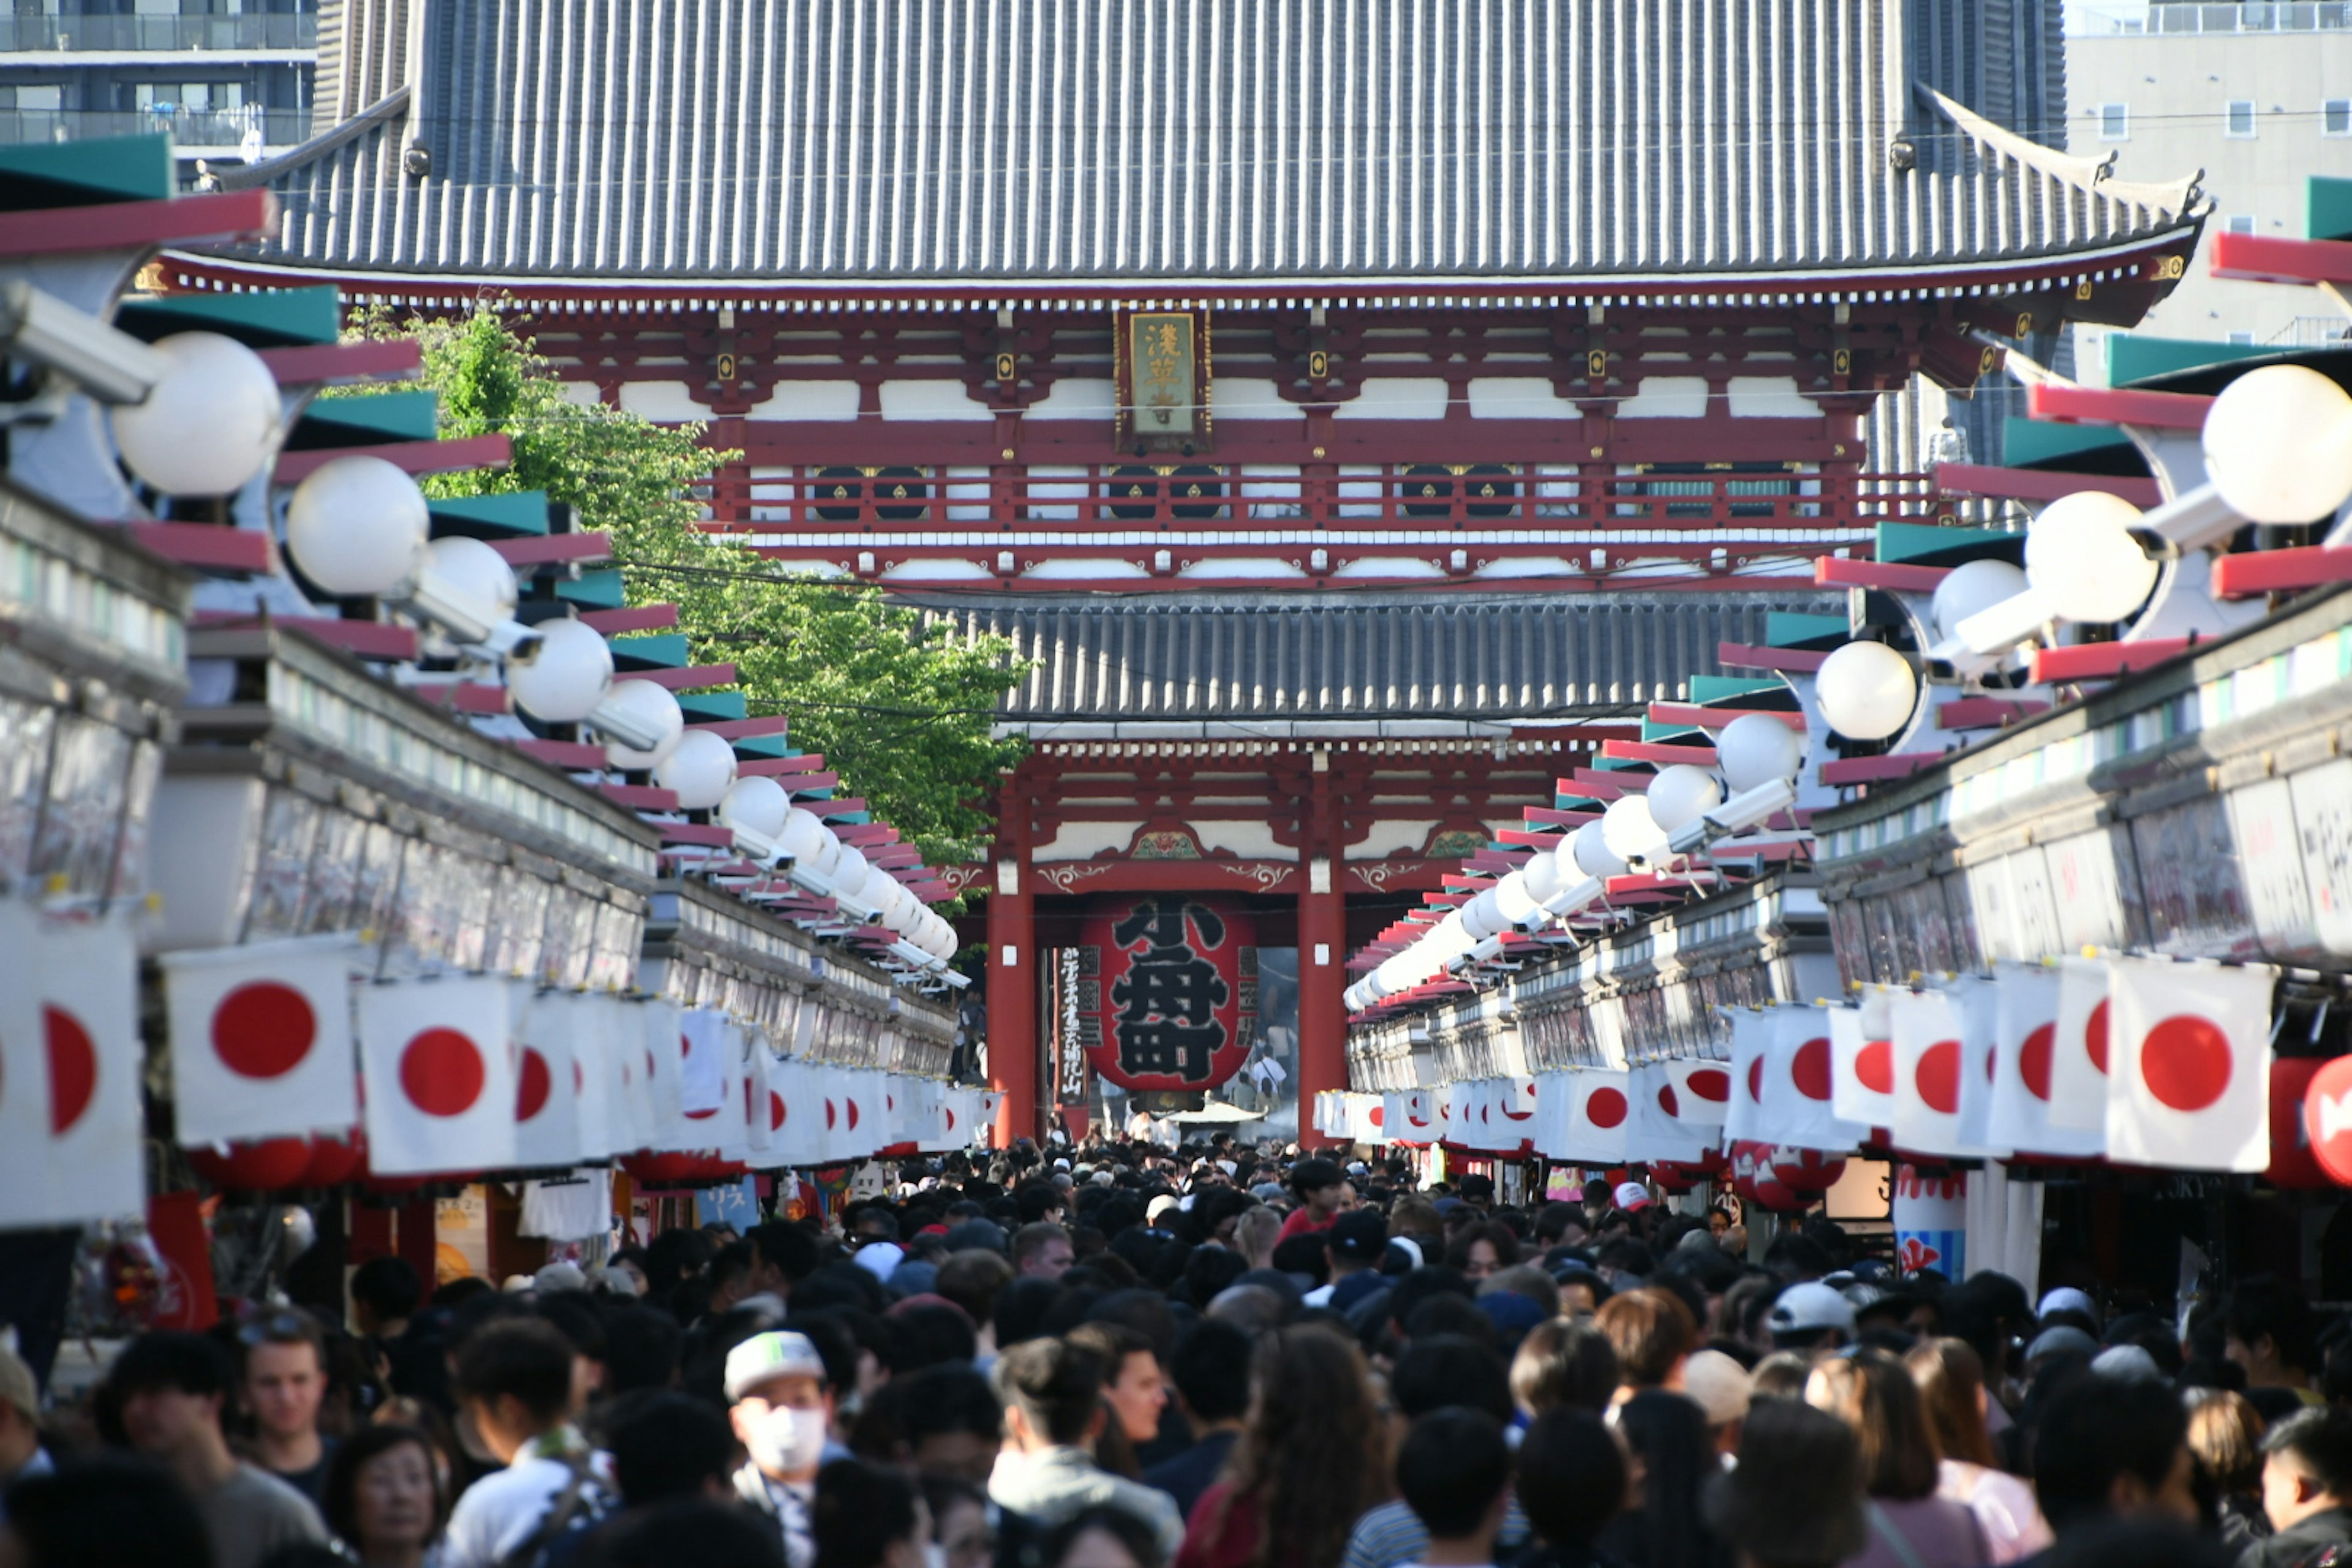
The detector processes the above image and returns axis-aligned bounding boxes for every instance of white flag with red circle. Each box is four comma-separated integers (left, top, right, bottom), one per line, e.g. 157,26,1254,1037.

635,998,681,1147
1989,963,2103,1158
1387,1087,1436,1144
746,1047,783,1159
1661,1058,1734,1127
1950,978,2011,1156
513,989,582,1170
162,935,359,1146
1889,987,1997,1158
1831,988,1898,1129
1721,1009,1773,1143
0,908,146,1226
1627,1063,1712,1161
575,995,628,1159
1759,1006,1866,1151
1562,1069,1632,1163
2046,959,2113,1131
2105,957,2275,1172
677,1009,728,1118
359,976,517,1175
0,902,53,1210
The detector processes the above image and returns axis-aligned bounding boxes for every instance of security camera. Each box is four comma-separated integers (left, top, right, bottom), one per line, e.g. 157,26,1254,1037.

586,690,676,753
1666,778,1800,857
394,568,510,648
2138,481,2238,555
0,281,168,405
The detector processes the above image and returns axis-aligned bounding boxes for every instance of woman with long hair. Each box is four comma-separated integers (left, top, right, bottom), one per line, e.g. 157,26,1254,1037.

1174,1326,1392,1568
1807,1350,1987,1568
1904,1338,2052,1563
1597,1390,1730,1568
2185,1388,2271,1553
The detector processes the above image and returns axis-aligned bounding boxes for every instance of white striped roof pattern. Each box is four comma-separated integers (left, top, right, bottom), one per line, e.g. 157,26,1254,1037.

238,0,2201,287
924,591,1824,720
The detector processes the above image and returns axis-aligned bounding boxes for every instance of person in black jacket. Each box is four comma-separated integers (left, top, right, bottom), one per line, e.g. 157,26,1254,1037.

2243,1408,2352,1568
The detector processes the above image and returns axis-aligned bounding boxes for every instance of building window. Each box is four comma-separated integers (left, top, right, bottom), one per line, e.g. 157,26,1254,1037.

2226,100,2257,138
2097,103,2130,140
2327,99,2352,137
2228,332,2256,345
2225,215,2256,236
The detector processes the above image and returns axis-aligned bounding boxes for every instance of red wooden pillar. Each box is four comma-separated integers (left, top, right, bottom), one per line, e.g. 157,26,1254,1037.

396,1197,437,1286
1297,750,1349,1147
986,793,1040,1148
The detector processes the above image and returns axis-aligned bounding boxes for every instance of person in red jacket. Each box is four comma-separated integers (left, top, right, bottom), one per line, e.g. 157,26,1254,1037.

1275,1161,1348,1246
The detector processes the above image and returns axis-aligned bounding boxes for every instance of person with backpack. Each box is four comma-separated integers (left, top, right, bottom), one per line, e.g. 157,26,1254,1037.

440,1319,615,1568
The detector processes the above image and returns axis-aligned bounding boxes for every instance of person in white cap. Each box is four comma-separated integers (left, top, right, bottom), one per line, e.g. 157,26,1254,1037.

1766,1281,1857,1357
1612,1180,1653,1215
727,1330,835,1568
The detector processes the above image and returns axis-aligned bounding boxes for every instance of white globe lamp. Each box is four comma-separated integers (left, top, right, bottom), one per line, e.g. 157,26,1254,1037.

1814,641,1918,742
1930,558,2029,640
1523,843,1567,903
1715,712,1804,793
832,846,875,903
715,775,790,840
422,534,518,617
1601,794,1668,864
1460,889,1506,940
2023,491,2161,625
1493,870,1542,926
1571,820,1627,879
598,679,685,769
507,619,616,723
2202,364,2352,524
111,331,283,496
1645,764,1724,833
284,454,429,597
776,808,829,865
653,728,739,810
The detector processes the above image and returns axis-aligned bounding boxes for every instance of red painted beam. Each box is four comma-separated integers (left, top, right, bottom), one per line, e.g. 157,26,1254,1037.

1567,769,1632,799
1934,462,2163,507
274,433,512,486
412,682,510,715
600,783,679,810
834,825,899,846
0,188,270,258
110,521,275,574
658,823,737,847
1646,703,1807,732
631,663,736,691
258,339,423,386
2026,380,2211,432
512,739,607,768
2212,544,2352,600
1494,827,1562,847
687,715,788,739
579,603,679,635
1816,556,1951,593
1525,807,1601,827
2209,230,2352,288
1937,696,2051,730
738,756,826,777
818,799,869,816
2030,639,2191,684
488,532,611,567
1717,639,1827,673
785,772,842,793
1602,739,1721,766
1820,753,1945,786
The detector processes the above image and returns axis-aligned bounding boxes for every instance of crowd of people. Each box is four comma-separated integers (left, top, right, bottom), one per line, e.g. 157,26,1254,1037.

1,1140,2348,1568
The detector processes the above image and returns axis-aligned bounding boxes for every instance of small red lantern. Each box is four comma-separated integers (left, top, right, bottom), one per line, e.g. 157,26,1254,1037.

1770,1145,1848,1193
2271,1058,2332,1189
187,1137,315,1191
301,1133,364,1188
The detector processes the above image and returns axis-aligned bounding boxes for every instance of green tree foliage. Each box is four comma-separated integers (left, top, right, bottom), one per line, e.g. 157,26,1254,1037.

351,306,1027,871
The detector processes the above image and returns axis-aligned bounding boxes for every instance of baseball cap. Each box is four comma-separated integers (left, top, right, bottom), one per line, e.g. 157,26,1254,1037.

0,1346,36,1425
1682,1349,1755,1426
1146,1194,1182,1224
2026,1325,2099,1364
1327,1208,1390,1262
1612,1182,1651,1212
1768,1281,1857,1338
2038,1286,2097,1322
725,1331,828,1401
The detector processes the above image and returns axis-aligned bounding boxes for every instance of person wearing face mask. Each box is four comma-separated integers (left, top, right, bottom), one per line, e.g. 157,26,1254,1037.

729,1331,838,1568
814,1458,940,1568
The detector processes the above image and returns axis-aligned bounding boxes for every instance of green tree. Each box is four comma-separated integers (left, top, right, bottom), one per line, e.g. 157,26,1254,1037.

353,306,1027,872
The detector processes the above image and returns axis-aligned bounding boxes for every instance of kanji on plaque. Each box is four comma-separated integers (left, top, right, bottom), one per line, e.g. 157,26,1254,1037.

1079,895,1257,1091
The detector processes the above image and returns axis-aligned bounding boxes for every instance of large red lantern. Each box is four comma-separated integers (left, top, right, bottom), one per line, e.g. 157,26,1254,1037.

1079,895,1258,1092
2307,1054,2352,1186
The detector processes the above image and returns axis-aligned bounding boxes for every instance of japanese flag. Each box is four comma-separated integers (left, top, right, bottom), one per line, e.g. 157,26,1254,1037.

1498,1075,1540,1137
1831,987,1899,1128
1950,978,2011,1156
1721,1010,1773,1142
162,934,360,1145
1349,1093,1387,1144
1990,963,2103,1158
2046,959,2113,1131
710,1022,755,1164
677,1009,728,1120
513,988,581,1170
1759,1006,1866,1152
1660,1058,1734,1128
1388,1088,1436,1144
1532,1074,1572,1159
0,907,146,1227
636,998,682,1146
2105,957,2275,1172
575,995,627,1159
1628,1064,1712,1162
1564,1070,1633,1163
747,1049,787,1159
779,1060,828,1166
1889,987,1997,1158
358,976,518,1176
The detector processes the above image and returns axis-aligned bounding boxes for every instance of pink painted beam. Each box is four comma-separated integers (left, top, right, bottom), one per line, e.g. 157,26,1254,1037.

687,715,788,739
258,339,423,386
1525,806,1600,827
1934,462,2163,507
111,521,275,574
600,783,679,810
2209,230,2352,287
659,823,736,847
1820,753,1945,786
1717,639,1828,673
579,603,679,635
1603,739,1721,766
488,532,611,567
1937,696,2052,730
2031,639,2191,684
2026,380,2211,431
1816,556,1951,593
1494,827,1562,847
632,663,737,691
2213,545,2352,600
0,188,270,258
738,756,827,777
512,739,607,768
274,433,512,486
785,772,842,793
1567,769,1632,799
1646,703,1807,732
412,682,509,715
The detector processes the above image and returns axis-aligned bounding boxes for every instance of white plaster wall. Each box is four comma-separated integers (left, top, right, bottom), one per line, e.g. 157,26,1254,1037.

880,380,992,421
1333,379,1450,420
1468,377,1580,420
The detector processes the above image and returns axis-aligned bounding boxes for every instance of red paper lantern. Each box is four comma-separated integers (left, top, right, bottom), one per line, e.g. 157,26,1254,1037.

2306,1054,2352,1186
187,1137,315,1191
1770,1145,1849,1193
1077,894,1259,1093
2271,1058,2332,1189
301,1133,364,1188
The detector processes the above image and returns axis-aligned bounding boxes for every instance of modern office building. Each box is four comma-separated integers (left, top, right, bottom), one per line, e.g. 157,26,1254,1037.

0,0,315,175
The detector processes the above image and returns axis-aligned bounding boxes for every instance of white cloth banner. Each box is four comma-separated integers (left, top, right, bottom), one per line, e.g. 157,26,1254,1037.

1830,987,1899,1129
162,934,360,1145
1759,1005,1866,1152
1990,963,2103,1158
2046,959,2113,1131
2106,957,2275,1172
1951,978,2012,1157
1660,1058,1734,1126
1889,987,1995,1158
1627,1063,1712,1162
2,908,145,1226
1563,1070,1632,1164
514,987,582,1170
1721,1010,1773,1143
359,976,518,1176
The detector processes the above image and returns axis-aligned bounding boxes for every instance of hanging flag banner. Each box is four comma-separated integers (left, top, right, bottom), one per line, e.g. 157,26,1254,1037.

1387,1087,1436,1145
1889,987,1996,1158
1760,1005,1866,1152
639,998,684,1139
0,902,56,1215
1628,1063,1711,1163
1831,987,1898,1129
678,1009,728,1117
1990,962,2102,1158
9,909,146,1226
1721,1010,1773,1144
575,994,625,1159
1564,1070,1633,1164
2105,957,2275,1173
162,934,360,1146
2046,959,2112,1131
1532,1074,1573,1161
2304,1055,2352,1186
1660,1057,1734,1128
1078,894,1259,1091
513,987,578,1169
1951,977,2011,1156
1893,1164,1968,1279
359,976,518,1175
